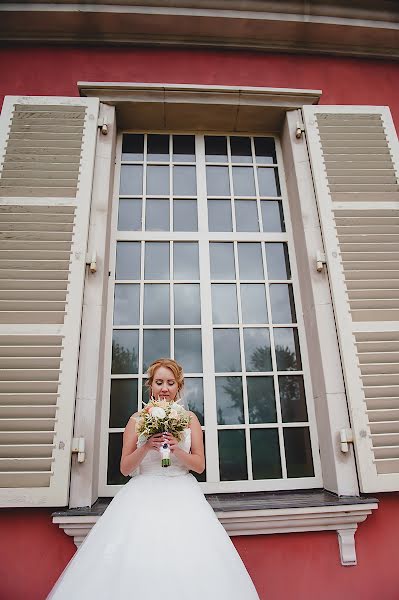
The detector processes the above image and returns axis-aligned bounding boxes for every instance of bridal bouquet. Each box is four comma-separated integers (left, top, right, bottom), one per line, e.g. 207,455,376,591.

135,397,191,467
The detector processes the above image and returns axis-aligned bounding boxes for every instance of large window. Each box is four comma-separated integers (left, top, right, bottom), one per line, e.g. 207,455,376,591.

100,132,322,494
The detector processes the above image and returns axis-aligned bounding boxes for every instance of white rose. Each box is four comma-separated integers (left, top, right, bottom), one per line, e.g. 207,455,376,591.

169,409,178,419
149,406,166,419
170,402,184,413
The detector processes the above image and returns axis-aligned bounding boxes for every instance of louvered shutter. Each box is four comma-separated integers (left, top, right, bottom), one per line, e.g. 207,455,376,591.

0,96,99,506
303,105,399,493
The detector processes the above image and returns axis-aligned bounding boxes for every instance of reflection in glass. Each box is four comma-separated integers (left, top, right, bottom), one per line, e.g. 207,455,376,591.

274,328,302,370
108,433,130,485
120,165,143,195
212,284,238,324
251,429,282,479
113,284,139,326
240,284,268,324
213,329,241,372
144,284,170,325
266,243,291,279
208,200,232,232
270,284,296,323
118,199,142,231
284,427,314,477
147,134,169,161
173,166,197,196
146,165,170,195
238,243,264,280
173,200,198,231
254,137,277,164
243,328,272,372
261,200,285,232
116,242,141,280
143,330,170,372
232,167,256,197
218,430,247,481
230,136,252,163
235,200,259,232
279,375,308,422
173,135,195,162
144,242,169,280
258,167,281,197
210,243,235,280
174,329,202,373
112,330,139,373
122,134,144,161
174,284,201,325
184,378,204,425
216,376,244,424
145,199,170,231
173,243,199,280
110,380,138,428
247,376,276,423
206,166,230,196
205,136,227,162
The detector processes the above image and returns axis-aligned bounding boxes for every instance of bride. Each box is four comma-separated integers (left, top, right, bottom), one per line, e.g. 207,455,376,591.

47,358,261,599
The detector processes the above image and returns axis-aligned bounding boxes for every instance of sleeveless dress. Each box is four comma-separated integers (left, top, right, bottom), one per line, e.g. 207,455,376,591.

47,428,261,599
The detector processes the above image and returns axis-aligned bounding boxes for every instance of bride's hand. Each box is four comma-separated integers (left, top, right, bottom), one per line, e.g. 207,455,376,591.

145,433,164,451
162,432,179,453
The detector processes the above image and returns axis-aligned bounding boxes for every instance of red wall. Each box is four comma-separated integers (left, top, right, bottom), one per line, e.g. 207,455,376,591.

1,46,399,600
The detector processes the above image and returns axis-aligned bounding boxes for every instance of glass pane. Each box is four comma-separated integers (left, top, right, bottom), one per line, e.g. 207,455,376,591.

270,284,296,324
238,243,264,280
266,243,291,279
147,134,169,161
213,329,241,372
122,134,144,161
261,200,285,232
112,330,139,374
107,433,129,485
206,166,230,196
118,199,142,231
145,199,170,231
209,243,235,280
284,427,314,477
146,165,170,195
251,429,282,479
120,165,143,195
211,284,238,324
240,284,268,324
218,430,247,481
208,200,232,232
232,167,256,197
110,380,138,428
274,328,302,371
184,378,204,425
173,200,198,231
258,167,281,197
216,376,244,424
247,376,276,423
174,329,202,373
235,200,259,232
174,284,201,325
144,242,169,280
254,137,277,164
279,375,308,422
173,166,197,196
116,242,141,280
173,242,199,280
173,135,195,162
113,284,139,326
143,284,170,325
205,136,227,162
230,136,252,163
243,328,272,372
143,330,170,372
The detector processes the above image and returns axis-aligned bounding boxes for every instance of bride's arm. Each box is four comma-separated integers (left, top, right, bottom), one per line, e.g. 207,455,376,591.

120,415,163,476
172,412,205,474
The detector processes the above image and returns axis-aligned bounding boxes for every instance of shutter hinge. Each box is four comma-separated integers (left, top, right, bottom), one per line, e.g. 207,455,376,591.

340,428,354,453
97,116,108,135
295,121,305,139
316,250,327,272
71,437,86,463
86,250,97,274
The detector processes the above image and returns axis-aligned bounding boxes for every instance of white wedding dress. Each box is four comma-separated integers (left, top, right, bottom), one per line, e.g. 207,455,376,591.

47,428,260,599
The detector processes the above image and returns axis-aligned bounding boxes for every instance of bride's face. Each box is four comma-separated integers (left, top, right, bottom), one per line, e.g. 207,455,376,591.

151,366,179,402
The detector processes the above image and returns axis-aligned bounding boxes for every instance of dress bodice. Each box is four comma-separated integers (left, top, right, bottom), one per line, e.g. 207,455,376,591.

129,428,191,478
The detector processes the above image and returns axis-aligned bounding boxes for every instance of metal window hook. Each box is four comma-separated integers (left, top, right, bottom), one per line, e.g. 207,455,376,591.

86,250,97,274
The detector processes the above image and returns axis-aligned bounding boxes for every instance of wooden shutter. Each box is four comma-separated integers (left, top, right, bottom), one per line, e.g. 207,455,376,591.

303,105,399,492
0,96,99,506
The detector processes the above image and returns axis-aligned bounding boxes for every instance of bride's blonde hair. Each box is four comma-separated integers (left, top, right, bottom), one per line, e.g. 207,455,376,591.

145,358,184,398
